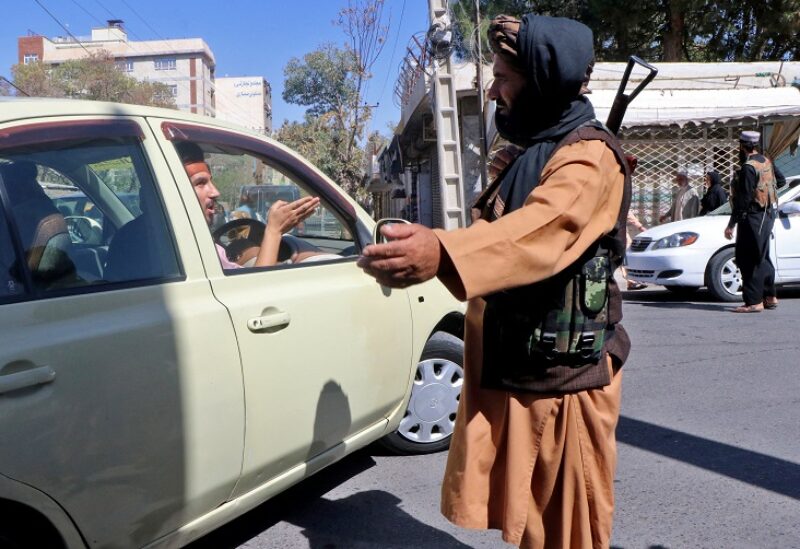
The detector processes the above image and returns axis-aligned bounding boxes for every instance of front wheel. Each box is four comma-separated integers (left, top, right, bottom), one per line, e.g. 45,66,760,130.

380,332,464,455
706,248,742,302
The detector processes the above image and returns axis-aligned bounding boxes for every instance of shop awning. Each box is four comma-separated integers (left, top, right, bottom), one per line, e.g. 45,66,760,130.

590,86,800,128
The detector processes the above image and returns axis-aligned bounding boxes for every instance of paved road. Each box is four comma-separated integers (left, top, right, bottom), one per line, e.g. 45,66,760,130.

189,286,800,549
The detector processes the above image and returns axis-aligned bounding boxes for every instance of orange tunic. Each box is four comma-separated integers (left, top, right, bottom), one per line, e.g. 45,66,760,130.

434,139,625,549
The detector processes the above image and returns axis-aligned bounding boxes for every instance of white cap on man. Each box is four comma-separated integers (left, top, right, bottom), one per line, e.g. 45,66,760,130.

739,130,760,145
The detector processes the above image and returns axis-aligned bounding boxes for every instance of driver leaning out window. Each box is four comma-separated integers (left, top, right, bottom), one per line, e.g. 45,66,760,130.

175,142,319,269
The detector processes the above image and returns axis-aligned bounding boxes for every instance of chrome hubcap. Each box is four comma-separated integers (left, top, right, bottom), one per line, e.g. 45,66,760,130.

398,357,463,444
720,257,743,296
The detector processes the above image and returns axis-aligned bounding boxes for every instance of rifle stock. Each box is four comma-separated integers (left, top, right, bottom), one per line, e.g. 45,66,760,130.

605,56,658,135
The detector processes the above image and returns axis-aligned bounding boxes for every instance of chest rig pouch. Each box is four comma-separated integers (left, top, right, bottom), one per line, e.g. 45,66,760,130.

478,122,631,393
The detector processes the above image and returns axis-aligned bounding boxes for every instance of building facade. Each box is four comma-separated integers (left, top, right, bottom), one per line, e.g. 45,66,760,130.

214,76,272,135
17,20,216,116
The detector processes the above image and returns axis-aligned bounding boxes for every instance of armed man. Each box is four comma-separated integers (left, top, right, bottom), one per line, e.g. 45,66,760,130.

724,130,784,312
359,13,631,549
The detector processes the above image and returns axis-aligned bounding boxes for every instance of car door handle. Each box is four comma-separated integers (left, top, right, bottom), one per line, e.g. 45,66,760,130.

247,311,291,333
0,365,56,395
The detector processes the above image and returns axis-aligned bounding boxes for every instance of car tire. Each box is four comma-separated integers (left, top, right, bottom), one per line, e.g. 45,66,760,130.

706,247,742,302
380,332,464,455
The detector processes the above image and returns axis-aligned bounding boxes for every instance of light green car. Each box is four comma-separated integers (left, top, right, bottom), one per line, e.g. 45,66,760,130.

0,98,465,548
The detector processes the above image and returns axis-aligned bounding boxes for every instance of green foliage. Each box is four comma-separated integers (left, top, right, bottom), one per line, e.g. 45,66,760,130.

283,44,359,118
11,51,176,108
449,0,800,62
274,113,365,199
279,1,388,203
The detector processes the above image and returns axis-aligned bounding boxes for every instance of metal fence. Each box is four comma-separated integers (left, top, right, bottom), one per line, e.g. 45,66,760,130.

618,124,758,227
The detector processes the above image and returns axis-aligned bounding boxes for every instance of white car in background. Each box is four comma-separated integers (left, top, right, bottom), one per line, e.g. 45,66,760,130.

626,176,800,301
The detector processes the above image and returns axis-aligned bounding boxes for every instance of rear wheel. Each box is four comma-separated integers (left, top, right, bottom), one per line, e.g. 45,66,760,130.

706,248,742,302
380,332,464,455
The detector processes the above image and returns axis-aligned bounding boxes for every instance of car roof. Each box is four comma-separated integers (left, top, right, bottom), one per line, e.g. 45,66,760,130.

0,97,264,140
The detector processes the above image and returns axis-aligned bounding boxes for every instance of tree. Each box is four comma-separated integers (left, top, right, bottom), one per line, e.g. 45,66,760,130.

10,51,176,108
280,0,388,200
449,0,800,62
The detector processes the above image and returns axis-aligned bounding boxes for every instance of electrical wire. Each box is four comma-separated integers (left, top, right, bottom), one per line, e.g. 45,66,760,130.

374,0,406,111
32,0,92,55
83,0,257,124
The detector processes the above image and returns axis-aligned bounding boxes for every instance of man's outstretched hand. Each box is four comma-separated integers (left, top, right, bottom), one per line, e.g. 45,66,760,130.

357,223,441,288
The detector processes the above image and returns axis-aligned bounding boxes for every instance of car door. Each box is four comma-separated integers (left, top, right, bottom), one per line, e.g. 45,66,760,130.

774,187,800,281
153,120,413,497
0,117,244,548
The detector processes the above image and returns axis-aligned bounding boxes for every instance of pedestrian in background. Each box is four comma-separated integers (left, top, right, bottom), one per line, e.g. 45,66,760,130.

724,131,780,312
699,170,728,215
359,13,630,548
660,168,699,223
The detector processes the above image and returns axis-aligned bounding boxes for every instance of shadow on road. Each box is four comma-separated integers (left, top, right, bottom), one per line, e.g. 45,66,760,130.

188,449,469,548
187,450,376,548
289,490,472,548
623,284,800,311
617,416,800,500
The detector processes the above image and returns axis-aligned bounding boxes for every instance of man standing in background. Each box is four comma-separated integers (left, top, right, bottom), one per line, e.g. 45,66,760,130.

660,168,699,223
724,131,780,312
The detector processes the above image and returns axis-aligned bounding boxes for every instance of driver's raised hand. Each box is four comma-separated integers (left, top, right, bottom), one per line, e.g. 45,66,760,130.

267,196,320,235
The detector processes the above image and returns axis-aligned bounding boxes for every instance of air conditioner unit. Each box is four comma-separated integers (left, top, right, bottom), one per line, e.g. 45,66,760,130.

422,114,436,142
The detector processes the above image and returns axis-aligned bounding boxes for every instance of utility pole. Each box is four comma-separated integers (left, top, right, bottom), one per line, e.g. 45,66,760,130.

427,0,467,229
474,0,489,190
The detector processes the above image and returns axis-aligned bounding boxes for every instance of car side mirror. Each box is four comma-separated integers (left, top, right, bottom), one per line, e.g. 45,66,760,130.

778,201,800,218
372,218,410,245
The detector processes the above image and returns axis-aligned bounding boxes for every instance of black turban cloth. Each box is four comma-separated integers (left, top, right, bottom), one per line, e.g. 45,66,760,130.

492,15,597,216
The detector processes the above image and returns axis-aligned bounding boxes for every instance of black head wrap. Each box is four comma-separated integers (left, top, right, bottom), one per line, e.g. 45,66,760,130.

706,170,721,187
490,14,597,216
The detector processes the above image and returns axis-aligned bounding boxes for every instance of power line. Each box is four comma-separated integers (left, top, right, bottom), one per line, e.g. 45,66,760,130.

69,0,104,26
106,0,259,124
375,0,406,107
84,0,256,123
1,76,30,96
32,0,92,55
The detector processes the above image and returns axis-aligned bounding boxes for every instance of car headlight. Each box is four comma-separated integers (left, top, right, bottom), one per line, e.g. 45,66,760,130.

652,232,699,249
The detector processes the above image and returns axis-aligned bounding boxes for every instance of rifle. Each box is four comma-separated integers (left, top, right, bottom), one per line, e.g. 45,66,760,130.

605,56,658,135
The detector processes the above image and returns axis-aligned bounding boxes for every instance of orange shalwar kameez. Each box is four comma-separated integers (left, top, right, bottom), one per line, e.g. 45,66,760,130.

434,138,626,549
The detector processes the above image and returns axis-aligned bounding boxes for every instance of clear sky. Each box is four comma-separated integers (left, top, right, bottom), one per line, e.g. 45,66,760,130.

1,0,429,136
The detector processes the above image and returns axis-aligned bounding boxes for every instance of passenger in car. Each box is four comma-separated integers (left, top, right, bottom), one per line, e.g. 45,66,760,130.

0,160,78,289
174,142,319,269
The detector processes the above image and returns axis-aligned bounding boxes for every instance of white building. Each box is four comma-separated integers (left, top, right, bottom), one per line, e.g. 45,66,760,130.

214,76,272,135
17,20,216,116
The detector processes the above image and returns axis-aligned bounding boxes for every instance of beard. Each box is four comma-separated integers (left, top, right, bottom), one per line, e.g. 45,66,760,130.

739,149,749,164
495,96,536,146
494,88,563,146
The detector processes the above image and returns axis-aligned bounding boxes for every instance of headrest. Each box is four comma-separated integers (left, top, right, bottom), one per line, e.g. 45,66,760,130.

0,160,38,182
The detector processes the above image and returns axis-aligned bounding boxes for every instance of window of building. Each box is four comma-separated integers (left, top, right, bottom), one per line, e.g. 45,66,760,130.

23,54,38,65
0,129,182,298
116,60,134,72
169,85,178,97
154,58,176,71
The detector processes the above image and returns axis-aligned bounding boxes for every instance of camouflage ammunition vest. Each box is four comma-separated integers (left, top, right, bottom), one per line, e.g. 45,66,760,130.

746,157,778,209
480,122,631,394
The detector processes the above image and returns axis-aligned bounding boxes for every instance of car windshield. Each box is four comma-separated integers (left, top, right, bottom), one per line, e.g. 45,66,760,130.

708,178,799,215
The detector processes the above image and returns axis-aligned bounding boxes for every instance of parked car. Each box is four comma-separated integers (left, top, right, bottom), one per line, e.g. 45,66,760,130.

0,97,466,548
626,175,800,301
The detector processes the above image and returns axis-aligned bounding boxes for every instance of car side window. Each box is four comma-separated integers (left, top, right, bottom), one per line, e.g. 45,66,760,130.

0,135,181,297
172,141,356,271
